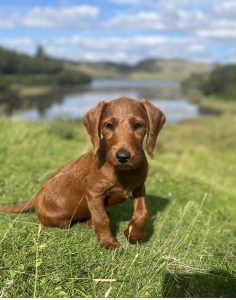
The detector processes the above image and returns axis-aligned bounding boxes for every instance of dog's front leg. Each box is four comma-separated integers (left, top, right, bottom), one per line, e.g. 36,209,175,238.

87,192,119,249
124,184,149,244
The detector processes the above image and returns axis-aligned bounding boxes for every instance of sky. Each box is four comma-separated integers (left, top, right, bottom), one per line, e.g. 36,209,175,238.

0,0,236,64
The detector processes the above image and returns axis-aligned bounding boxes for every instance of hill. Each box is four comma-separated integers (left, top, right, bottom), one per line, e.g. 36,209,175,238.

0,46,213,104
64,58,213,81
0,46,213,83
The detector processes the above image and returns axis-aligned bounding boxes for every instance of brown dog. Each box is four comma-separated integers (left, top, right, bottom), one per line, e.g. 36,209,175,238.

0,97,166,249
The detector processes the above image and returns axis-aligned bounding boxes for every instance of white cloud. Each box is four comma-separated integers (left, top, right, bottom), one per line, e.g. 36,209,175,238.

107,0,143,4
197,29,236,41
0,5,99,29
48,34,209,63
0,19,15,29
103,0,236,46
103,0,236,49
224,49,236,63
104,12,167,30
214,0,236,18
1,0,236,63
0,37,35,54
103,5,209,33
0,33,213,63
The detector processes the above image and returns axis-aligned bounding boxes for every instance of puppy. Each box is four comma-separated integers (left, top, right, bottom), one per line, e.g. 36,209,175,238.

0,97,166,249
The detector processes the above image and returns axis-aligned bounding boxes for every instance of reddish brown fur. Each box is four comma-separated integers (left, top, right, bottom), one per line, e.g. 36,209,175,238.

0,97,166,249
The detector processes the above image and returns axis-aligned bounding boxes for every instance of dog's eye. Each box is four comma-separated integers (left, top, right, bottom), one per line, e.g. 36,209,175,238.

133,123,142,130
105,123,114,130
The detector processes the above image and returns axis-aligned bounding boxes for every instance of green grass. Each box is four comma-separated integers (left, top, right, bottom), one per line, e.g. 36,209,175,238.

0,109,235,297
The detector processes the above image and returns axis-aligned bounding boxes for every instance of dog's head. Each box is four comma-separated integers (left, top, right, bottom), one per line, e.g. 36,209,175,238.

83,97,166,169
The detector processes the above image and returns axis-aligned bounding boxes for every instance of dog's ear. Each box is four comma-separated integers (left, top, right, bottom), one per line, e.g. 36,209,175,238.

140,99,166,158
83,101,107,155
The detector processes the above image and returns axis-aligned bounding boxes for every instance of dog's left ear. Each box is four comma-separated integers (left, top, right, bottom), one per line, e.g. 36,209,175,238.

140,99,166,158
83,101,107,155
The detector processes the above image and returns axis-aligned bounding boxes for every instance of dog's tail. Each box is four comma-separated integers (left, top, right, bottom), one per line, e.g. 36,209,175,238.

0,199,35,213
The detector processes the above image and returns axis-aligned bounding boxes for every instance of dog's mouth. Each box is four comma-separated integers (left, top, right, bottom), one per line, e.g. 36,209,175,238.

113,159,137,171
115,164,133,171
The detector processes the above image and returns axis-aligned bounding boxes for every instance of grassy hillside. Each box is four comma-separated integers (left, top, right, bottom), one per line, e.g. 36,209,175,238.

65,58,212,81
0,100,235,297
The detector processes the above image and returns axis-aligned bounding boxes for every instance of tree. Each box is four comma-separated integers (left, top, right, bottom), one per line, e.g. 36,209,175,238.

35,45,46,59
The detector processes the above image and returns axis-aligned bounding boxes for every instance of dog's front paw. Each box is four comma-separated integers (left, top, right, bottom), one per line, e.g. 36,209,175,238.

124,224,145,244
100,237,120,250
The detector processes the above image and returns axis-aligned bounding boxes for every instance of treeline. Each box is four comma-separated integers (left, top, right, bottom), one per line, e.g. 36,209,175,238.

182,64,236,99
0,47,91,114
0,47,91,85
0,47,62,74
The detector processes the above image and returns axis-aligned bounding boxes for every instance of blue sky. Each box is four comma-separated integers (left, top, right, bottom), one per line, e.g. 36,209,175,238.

0,0,236,64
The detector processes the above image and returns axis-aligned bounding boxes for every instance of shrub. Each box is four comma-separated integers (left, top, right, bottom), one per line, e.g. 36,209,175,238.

201,65,236,99
182,64,236,100
0,84,21,114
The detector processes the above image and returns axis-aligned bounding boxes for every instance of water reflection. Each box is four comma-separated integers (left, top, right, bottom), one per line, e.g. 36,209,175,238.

90,79,180,88
9,80,199,123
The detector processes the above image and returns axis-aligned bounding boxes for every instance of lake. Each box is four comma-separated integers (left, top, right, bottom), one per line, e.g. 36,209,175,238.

11,79,199,123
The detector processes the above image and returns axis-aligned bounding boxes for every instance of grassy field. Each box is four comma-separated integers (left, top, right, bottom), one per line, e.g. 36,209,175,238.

0,102,235,297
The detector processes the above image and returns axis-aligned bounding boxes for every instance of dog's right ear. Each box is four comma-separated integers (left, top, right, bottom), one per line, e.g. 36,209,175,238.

83,101,107,155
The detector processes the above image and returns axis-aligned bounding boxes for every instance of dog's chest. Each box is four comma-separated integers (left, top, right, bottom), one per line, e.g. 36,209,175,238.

108,186,132,198
105,186,133,205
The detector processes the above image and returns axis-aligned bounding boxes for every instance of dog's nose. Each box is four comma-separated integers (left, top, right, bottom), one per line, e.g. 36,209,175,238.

116,148,131,164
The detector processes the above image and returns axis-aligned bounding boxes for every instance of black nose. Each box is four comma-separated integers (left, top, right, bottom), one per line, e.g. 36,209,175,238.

116,148,131,164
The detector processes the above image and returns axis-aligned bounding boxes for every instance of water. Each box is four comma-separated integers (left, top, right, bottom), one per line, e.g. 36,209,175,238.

11,79,199,123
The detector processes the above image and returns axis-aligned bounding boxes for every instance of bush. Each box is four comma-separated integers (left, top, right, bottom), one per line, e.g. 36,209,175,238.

182,64,236,100
201,65,236,99
0,81,9,92
0,83,21,114
182,73,207,92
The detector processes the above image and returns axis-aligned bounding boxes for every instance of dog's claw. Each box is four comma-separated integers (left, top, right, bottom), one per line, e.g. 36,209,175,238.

124,226,145,244
100,238,120,250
